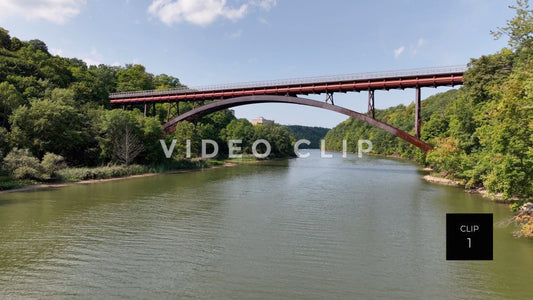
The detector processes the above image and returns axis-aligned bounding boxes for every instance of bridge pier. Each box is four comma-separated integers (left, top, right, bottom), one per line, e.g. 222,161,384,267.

165,102,180,122
325,92,334,105
414,86,421,138
367,89,375,118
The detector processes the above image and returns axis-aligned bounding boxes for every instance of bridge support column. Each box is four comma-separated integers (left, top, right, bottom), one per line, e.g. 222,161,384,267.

143,103,147,117
325,92,334,105
414,86,421,138
367,89,375,118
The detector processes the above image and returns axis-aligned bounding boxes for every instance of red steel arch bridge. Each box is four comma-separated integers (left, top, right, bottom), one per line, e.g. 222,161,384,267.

109,65,466,151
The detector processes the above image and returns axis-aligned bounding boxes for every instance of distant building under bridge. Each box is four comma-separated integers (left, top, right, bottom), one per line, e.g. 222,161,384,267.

251,116,274,126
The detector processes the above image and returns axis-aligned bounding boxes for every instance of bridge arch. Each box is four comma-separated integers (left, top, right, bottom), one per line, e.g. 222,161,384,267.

163,95,433,151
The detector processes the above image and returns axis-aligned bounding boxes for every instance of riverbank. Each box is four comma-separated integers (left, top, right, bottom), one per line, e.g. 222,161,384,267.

366,151,532,238
0,154,291,194
0,160,236,194
366,152,518,202
421,171,518,203
421,170,532,239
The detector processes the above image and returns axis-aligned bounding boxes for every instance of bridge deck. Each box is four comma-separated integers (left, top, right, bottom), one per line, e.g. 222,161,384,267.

109,65,466,104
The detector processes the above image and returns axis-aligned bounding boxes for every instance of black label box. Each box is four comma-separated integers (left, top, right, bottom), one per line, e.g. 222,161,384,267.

446,213,493,260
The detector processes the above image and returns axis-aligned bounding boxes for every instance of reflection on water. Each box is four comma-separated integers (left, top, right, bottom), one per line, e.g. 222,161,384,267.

0,150,531,299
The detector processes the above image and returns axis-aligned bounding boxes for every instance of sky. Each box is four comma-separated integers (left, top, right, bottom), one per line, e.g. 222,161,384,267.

0,0,516,128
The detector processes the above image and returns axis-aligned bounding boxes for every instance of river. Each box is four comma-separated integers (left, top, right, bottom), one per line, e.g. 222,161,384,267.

0,150,532,299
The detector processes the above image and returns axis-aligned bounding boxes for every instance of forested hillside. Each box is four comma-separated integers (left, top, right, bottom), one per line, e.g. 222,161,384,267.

325,3,532,201
0,27,294,185
285,125,329,148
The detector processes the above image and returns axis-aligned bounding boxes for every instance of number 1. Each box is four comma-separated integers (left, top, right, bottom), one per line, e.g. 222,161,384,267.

467,237,472,248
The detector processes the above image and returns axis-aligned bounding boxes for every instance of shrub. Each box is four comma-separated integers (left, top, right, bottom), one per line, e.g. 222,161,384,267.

2,148,45,180
41,152,67,175
56,164,150,182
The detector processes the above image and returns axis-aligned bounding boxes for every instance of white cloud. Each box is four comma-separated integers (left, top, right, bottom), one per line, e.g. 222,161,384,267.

50,48,63,56
251,0,277,11
148,0,278,26
412,37,425,54
82,48,103,66
393,38,426,58
393,46,405,58
0,0,86,24
148,0,247,26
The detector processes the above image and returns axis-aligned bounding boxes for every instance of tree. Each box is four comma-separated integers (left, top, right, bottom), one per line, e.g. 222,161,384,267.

492,0,533,50
171,121,198,158
9,89,92,161
114,126,144,165
252,123,293,157
0,126,9,160
98,109,143,163
221,119,254,153
116,64,154,92
27,39,49,54
41,152,67,176
0,27,11,49
139,116,164,163
2,148,44,180
153,74,183,89
0,82,23,128
9,37,24,51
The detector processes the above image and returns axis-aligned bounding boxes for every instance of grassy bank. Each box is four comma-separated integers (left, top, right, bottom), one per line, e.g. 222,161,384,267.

0,159,223,191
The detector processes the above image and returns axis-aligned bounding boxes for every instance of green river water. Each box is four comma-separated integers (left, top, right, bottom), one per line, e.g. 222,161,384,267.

0,150,532,299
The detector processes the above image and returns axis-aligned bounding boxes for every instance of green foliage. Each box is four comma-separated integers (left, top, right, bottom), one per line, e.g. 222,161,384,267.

0,81,23,127
56,164,149,182
285,125,329,148
0,176,33,190
41,152,67,175
252,123,294,157
2,148,44,180
426,138,464,177
0,126,8,160
9,89,94,162
140,116,164,163
27,39,49,54
2,148,68,180
221,119,254,153
324,90,458,160
492,0,533,50
153,74,183,89
0,27,11,49
116,64,154,92
171,121,197,158
98,109,149,164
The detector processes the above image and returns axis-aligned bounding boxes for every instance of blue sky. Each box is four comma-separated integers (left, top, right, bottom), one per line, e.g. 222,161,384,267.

0,0,515,128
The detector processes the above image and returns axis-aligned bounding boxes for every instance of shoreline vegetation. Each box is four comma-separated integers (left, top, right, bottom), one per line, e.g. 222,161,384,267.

0,159,239,194
0,155,279,194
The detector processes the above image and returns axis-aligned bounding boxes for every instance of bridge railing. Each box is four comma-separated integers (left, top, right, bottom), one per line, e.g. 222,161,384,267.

110,65,467,99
